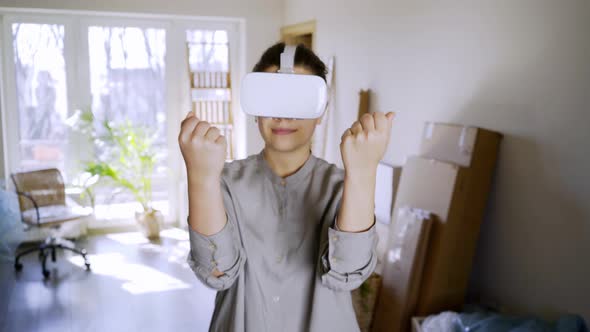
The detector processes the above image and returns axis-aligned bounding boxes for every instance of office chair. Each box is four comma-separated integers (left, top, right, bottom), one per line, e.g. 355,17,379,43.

11,168,91,278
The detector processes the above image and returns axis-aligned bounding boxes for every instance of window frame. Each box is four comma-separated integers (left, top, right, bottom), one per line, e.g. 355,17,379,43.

0,7,246,228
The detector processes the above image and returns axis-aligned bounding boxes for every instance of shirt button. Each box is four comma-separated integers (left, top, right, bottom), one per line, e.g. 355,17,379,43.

331,235,338,242
209,243,216,250
275,255,283,263
280,180,286,186
211,260,217,267
272,295,280,303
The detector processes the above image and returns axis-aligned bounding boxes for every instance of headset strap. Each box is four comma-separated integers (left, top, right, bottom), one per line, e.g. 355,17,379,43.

278,45,297,74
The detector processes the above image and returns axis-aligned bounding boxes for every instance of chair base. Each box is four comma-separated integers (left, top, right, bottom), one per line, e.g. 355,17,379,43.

14,236,91,278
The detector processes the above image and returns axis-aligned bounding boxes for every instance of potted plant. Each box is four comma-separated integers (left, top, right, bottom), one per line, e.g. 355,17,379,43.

68,109,164,238
70,171,100,210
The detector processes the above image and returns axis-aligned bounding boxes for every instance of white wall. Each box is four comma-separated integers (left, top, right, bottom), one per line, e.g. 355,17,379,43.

0,0,279,168
285,0,590,322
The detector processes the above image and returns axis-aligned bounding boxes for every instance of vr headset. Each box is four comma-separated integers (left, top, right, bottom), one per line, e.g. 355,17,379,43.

240,45,328,119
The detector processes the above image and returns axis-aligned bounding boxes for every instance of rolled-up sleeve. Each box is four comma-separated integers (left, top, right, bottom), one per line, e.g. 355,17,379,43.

319,218,378,291
186,174,245,291
186,219,244,290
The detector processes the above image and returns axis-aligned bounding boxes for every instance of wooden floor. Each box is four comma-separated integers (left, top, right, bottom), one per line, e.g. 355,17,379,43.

0,229,216,332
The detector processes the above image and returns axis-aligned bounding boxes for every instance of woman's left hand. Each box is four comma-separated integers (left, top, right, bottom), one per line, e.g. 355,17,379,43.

340,112,394,175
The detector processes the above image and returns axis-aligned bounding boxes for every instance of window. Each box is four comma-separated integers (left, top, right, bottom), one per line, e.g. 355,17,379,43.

1,11,244,226
88,26,166,129
11,23,69,171
88,26,168,214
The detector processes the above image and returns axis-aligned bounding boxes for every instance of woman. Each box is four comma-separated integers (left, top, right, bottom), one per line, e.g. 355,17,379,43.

179,42,394,332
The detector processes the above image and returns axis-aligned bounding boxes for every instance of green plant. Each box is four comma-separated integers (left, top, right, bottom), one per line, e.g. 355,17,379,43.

70,172,99,209
68,109,159,212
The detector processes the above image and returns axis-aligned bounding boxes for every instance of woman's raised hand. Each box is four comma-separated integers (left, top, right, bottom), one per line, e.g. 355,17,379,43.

340,112,394,175
178,111,227,181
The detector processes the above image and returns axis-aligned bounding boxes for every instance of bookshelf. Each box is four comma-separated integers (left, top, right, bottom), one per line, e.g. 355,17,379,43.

186,37,234,160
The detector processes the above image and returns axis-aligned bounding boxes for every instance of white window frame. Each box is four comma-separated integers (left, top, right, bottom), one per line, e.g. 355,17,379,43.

1,14,78,178
0,7,246,228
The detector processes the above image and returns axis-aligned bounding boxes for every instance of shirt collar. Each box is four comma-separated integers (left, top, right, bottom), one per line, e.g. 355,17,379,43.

257,150,317,187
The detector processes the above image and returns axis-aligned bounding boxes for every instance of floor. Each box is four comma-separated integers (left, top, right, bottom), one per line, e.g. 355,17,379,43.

0,229,216,332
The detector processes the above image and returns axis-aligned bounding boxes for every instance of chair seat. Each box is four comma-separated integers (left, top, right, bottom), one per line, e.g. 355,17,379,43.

22,204,92,226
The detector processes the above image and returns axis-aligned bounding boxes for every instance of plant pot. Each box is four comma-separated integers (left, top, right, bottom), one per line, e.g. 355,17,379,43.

135,209,163,239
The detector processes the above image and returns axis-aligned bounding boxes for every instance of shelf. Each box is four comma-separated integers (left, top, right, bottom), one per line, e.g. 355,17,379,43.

206,123,233,127
191,89,231,101
189,71,231,89
186,41,234,159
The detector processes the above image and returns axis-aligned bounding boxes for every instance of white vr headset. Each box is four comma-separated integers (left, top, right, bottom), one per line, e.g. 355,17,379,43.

240,45,328,119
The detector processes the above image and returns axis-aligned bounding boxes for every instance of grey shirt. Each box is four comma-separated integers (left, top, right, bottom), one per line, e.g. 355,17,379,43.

187,151,378,332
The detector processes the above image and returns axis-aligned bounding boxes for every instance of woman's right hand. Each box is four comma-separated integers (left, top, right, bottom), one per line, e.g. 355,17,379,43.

178,111,227,181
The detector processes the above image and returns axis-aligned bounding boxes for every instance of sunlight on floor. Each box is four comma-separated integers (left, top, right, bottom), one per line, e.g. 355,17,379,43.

106,232,150,245
105,229,192,268
160,228,189,241
93,200,170,221
68,252,191,295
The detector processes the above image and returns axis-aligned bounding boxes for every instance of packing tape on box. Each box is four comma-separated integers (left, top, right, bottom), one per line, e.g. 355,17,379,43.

388,248,401,263
424,122,434,140
424,122,475,155
396,207,411,238
400,206,429,220
388,207,432,264
459,126,474,155
425,157,459,169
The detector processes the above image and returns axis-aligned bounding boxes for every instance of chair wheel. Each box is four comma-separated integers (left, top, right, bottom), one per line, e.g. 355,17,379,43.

85,263,91,271
42,270,50,278
14,262,23,271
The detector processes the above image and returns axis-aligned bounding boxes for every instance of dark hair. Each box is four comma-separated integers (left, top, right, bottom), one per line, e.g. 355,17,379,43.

252,42,327,82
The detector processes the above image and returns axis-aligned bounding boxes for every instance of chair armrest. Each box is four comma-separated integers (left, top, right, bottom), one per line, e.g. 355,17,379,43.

15,191,41,226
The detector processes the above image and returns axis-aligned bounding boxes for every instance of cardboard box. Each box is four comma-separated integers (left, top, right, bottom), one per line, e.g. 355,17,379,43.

419,122,502,167
374,164,403,275
393,153,500,316
375,163,403,225
372,207,432,332
374,222,390,276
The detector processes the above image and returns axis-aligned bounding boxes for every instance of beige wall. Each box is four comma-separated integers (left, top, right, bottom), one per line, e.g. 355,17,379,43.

285,0,590,322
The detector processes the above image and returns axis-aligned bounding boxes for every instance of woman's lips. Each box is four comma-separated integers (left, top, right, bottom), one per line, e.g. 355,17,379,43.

272,128,297,135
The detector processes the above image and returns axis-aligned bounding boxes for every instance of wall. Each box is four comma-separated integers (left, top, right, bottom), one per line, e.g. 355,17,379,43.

285,0,590,322
0,0,279,171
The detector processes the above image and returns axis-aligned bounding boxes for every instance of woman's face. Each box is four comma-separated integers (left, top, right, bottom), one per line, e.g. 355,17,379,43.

257,65,323,154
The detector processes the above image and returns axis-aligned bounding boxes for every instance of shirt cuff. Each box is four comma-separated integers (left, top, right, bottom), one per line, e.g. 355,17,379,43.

187,217,238,274
327,218,377,273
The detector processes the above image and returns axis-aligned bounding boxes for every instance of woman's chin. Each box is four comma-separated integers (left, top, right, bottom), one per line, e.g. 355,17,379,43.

266,141,303,153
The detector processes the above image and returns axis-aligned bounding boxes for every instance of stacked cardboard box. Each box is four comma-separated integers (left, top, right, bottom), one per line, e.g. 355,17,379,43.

406,123,502,315
372,208,433,332
352,164,403,332
373,122,502,332
374,164,403,275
